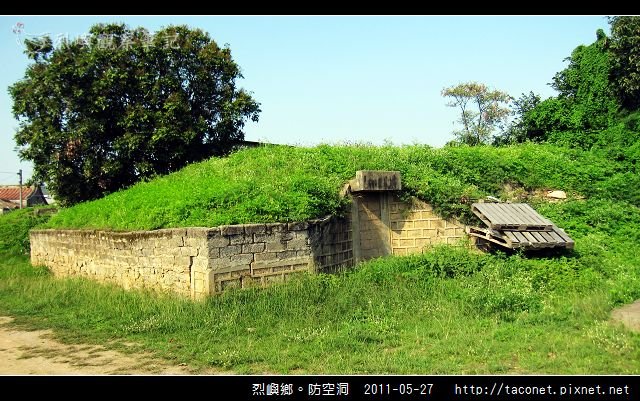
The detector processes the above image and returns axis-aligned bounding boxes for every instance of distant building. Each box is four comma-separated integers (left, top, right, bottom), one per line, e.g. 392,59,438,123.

0,185,48,210
0,199,18,214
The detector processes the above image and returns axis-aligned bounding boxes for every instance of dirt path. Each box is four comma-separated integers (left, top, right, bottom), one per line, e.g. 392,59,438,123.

0,316,210,375
611,300,640,333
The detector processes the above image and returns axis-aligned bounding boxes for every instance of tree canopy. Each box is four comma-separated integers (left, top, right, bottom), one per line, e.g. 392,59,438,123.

10,23,261,206
609,16,640,111
442,82,511,146
505,28,621,147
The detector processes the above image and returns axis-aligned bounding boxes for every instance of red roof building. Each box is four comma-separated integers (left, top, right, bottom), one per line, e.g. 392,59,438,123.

0,185,48,208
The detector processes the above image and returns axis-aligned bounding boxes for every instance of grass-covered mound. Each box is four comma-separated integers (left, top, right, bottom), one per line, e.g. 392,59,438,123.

2,196,640,373
3,142,640,373
44,143,640,230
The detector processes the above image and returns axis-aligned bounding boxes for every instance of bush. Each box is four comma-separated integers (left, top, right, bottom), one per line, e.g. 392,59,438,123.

0,207,54,254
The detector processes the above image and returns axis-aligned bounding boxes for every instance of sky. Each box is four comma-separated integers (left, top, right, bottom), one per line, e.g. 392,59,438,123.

0,15,611,183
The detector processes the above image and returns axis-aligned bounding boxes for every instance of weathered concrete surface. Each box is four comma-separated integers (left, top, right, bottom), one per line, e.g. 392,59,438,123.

350,170,402,192
30,183,465,298
30,217,354,298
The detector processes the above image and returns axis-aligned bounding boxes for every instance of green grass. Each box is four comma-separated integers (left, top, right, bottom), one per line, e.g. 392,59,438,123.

43,143,640,230
1,165,640,372
0,207,56,255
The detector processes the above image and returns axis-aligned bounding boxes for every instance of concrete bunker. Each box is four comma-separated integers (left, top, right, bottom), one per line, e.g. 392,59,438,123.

30,171,466,298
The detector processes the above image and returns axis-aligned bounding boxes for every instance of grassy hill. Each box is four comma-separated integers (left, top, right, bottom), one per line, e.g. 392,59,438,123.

2,143,640,374
44,143,639,230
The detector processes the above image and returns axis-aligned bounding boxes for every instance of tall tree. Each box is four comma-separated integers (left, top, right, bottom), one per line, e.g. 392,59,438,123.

9,23,261,206
511,29,619,146
442,82,511,145
609,16,640,111
493,91,541,145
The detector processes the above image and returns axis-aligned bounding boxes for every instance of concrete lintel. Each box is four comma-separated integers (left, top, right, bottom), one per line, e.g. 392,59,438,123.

350,170,401,192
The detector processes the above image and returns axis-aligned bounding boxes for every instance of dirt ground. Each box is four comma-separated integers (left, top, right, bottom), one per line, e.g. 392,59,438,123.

0,316,214,375
611,300,640,333
3,301,638,376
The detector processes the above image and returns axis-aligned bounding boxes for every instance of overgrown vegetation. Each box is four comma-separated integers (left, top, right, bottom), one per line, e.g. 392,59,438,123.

42,142,639,231
1,192,639,373
10,23,260,206
0,207,55,255
2,16,639,374
498,17,640,155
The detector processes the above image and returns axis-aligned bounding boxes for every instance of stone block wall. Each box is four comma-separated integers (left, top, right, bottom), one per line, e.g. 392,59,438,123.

30,217,355,299
350,193,465,260
388,195,466,256
29,192,466,298
29,228,210,298
207,222,315,294
311,216,353,273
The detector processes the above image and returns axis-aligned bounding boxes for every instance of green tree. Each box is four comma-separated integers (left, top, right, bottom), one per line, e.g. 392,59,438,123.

609,16,640,111
549,29,618,130
514,29,619,147
9,23,261,206
494,91,541,145
442,82,511,146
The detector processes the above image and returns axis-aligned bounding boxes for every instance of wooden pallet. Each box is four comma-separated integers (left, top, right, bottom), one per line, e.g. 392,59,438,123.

466,225,574,250
472,203,553,231
466,226,511,248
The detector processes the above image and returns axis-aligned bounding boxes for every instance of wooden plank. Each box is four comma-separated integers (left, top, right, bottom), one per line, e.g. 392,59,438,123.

509,203,534,225
468,232,512,248
467,226,492,238
495,203,522,224
530,207,554,227
467,226,507,243
539,231,556,243
552,225,573,243
503,231,520,243
513,204,537,225
466,226,487,236
472,203,492,220
502,231,520,248
494,234,516,248
564,238,575,249
486,203,518,226
471,203,574,250
521,231,536,243
515,204,539,224
468,226,524,249
546,230,564,244
473,212,494,230
474,203,553,231
521,231,540,246
471,205,496,228
501,206,529,228
474,203,552,231
530,231,546,242
473,203,502,224
515,204,543,225
512,231,529,244
514,204,553,228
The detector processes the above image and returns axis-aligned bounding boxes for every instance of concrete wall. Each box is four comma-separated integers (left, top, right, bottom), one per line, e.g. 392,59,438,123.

350,193,465,261
29,228,209,298
389,195,466,255
30,217,354,299
311,216,353,273
30,194,465,298
352,193,391,260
